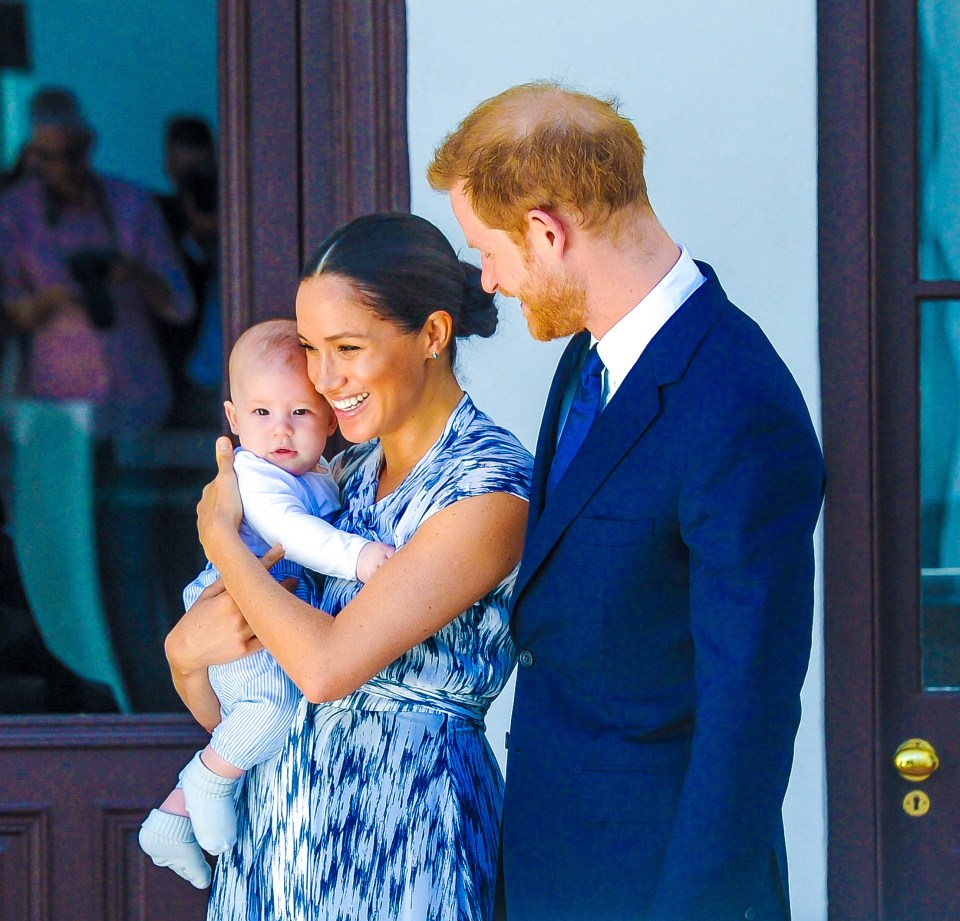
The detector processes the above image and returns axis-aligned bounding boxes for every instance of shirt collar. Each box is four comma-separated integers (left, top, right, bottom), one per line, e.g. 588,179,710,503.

593,244,705,402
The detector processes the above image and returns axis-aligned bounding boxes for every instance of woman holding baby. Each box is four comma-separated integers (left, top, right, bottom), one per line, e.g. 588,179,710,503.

165,212,531,920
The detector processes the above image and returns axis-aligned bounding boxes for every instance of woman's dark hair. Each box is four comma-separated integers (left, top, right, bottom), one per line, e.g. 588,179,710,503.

301,212,497,362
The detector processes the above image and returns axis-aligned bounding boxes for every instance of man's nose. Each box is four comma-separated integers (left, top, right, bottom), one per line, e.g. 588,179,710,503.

480,258,497,294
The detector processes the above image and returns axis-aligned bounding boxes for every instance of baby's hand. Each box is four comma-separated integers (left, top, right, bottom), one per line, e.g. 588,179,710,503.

356,541,396,583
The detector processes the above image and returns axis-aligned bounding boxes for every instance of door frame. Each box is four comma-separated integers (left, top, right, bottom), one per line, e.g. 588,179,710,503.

818,0,880,915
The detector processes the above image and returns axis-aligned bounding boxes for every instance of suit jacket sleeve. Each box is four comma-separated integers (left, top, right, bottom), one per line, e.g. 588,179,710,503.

648,386,825,920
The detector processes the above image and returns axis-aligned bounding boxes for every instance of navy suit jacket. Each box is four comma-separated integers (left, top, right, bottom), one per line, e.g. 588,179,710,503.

500,264,825,921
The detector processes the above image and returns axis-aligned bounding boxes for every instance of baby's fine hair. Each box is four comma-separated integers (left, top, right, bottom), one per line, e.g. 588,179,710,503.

228,318,305,395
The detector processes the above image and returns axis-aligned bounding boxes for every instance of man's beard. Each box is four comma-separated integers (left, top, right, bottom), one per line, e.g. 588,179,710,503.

517,260,588,342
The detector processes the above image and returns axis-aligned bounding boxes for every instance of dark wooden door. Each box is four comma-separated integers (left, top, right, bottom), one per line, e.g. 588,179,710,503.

821,0,960,917
0,718,209,921
0,2,408,917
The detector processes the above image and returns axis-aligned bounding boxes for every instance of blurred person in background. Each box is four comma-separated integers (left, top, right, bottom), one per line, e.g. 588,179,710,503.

0,141,37,195
155,115,220,428
0,86,195,442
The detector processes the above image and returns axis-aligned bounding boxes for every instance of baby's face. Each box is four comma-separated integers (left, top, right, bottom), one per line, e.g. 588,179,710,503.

225,361,337,476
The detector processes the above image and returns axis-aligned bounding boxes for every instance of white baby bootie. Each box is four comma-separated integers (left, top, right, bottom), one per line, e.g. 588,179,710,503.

139,808,212,889
179,750,240,855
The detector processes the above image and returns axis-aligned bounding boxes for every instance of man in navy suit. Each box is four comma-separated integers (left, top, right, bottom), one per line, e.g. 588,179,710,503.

428,82,825,921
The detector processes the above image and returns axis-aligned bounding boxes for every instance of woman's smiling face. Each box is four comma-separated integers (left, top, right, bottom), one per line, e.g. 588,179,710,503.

295,273,429,445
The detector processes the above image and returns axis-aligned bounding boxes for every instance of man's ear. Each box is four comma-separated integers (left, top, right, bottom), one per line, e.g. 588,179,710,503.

223,400,240,436
525,209,568,261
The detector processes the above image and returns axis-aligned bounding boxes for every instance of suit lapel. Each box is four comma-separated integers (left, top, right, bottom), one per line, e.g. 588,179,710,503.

514,263,728,605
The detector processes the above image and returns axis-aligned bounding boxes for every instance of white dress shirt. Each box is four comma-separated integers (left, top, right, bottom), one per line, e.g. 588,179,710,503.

557,245,705,439
595,244,705,406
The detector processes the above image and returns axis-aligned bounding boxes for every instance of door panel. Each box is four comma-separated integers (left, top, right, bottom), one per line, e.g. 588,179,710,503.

919,299,960,692
918,0,960,282
0,718,209,921
0,3,219,915
877,1,960,915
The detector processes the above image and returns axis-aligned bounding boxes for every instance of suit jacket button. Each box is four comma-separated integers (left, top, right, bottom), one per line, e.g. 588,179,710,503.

518,650,534,667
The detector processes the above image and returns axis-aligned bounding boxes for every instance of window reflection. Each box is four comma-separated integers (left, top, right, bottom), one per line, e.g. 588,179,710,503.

0,0,217,714
920,300,960,690
918,0,960,279
919,0,960,688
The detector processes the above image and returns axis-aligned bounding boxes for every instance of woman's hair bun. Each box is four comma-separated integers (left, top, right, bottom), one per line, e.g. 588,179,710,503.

457,261,498,339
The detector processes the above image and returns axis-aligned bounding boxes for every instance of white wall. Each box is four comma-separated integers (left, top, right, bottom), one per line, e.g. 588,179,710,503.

407,3,826,919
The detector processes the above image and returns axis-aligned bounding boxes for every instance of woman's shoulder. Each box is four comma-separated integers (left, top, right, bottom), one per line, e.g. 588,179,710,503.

454,402,531,463
430,395,533,500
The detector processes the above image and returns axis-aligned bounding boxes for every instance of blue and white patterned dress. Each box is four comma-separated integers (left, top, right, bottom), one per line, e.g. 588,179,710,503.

207,395,532,921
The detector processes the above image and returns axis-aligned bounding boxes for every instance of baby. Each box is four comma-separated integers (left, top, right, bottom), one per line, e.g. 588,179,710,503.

139,318,393,887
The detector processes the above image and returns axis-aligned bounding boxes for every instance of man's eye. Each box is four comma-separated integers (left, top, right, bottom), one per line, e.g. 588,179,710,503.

338,344,359,353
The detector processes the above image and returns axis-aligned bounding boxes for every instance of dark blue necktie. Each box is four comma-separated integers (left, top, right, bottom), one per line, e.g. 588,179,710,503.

546,346,605,496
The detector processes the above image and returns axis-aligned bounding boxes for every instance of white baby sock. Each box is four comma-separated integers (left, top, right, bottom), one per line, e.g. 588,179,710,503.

179,750,240,855
139,808,212,889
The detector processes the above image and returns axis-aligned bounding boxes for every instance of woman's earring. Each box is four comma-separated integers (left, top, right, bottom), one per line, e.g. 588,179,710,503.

432,351,439,360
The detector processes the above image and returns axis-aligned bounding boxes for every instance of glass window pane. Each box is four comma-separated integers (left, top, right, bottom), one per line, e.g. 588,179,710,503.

920,299,960,689
0,1,218,714
918,0,960,280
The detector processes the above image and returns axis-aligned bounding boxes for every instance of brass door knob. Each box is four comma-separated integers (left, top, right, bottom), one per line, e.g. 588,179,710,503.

894,738,940,781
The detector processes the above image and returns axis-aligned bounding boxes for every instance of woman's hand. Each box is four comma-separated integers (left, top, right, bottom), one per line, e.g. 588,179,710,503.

165,575,265,676
112,254,178,321
165,574,260,733
197,436,244,563
166,543,292,675
165,546,290,731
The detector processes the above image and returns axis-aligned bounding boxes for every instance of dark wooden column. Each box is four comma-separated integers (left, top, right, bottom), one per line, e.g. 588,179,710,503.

818,0,879,917
218,0,409,347
300,0,410,252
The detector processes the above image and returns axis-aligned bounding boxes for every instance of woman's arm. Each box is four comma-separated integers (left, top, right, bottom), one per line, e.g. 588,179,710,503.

165,548,283,729
169,659,222,733
129,193,196,324
199,438,527,703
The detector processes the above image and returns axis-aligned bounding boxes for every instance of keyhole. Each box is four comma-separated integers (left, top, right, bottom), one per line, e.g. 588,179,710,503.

902,789,930,817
